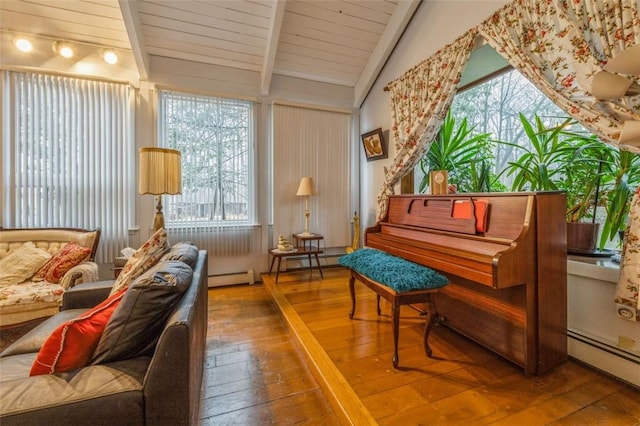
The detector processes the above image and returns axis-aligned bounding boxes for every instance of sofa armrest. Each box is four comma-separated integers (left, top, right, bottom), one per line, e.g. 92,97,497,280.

60,261,100,289
61,280,115,310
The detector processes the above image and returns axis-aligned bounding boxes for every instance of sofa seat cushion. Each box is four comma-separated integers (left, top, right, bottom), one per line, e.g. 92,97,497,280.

0,357,149,420
1,309,86,357
0,281,65,309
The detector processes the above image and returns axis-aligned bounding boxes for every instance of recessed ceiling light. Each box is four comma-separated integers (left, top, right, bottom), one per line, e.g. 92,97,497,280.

101,49,119,65
52,41,74,58
14,37,33,53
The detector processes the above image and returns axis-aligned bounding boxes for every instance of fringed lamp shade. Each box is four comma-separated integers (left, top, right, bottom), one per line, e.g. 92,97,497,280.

139,147,182,231
139,147,182,195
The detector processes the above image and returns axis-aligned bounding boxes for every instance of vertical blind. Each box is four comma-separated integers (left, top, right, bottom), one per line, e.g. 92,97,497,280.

1,71,134,262
272,104,351,248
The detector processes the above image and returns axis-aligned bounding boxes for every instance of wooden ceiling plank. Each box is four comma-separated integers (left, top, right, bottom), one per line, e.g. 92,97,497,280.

348,0,398,15
277,41,366,68
278,32,369,60
150,48,263,73
354,0,420,107
136,2,269,38
145,36,263,66
280,21,376,52
311,0,393,25
143,26,265,56
276,51,362,75
139,0,271,29
140,15,266,48
286,1,386,34
282,11,379,44
261,0,286,96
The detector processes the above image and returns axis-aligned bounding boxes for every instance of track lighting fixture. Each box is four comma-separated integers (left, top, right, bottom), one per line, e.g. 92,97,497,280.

52,41,74,58
101,49,119,65
14,37,33,53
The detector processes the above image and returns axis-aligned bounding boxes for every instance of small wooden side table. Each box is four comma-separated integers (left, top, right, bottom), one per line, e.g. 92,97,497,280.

269,234,324,283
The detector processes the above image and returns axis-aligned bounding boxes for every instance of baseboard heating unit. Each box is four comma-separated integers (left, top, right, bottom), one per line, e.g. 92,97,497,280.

208,270,255,287
567,329,640,388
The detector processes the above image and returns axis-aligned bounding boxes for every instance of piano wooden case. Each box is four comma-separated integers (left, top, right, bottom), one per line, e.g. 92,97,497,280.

366,192,567,375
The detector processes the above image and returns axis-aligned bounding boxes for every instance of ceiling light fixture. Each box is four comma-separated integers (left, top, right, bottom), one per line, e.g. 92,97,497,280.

14,37,33,53
101,49,119,65
52,41,74,58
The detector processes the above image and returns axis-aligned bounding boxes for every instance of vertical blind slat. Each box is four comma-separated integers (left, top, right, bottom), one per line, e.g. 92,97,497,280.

3,71,133,263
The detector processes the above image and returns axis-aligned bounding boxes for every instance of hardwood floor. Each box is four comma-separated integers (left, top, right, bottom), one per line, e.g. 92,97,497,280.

201,267,640,425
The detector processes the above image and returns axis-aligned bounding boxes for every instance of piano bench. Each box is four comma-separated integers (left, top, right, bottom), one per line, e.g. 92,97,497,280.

338,248,449,368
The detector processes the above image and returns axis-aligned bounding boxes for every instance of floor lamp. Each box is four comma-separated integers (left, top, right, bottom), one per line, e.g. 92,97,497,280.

296,177,316,236
139,147,182,232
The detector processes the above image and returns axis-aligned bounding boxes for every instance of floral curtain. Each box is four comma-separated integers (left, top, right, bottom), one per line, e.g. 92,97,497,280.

616,188,640,321
478,0,640,153
377,31,477,220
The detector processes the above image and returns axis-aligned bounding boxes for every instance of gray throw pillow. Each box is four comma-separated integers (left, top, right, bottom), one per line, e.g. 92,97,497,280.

160,241,199,268
90,260,193,365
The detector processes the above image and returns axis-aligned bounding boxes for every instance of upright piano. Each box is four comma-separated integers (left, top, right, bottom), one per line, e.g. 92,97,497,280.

366,192,567,375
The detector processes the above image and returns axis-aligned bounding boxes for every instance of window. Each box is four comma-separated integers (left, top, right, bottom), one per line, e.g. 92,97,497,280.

158,91,255,227
1,71,134,262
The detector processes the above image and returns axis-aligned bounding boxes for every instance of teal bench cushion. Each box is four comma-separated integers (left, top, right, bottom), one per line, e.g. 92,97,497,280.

338,248,448,292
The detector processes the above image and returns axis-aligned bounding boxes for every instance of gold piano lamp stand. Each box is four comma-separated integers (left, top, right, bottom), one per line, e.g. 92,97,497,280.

139,147,182,232
296,176,316,236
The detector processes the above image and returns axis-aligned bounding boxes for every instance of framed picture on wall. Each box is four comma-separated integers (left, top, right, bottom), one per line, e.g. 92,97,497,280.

361,128,387,161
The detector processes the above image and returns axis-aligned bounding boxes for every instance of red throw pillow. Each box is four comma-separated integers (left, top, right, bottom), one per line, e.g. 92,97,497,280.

30,289,126,376
33,242,92,284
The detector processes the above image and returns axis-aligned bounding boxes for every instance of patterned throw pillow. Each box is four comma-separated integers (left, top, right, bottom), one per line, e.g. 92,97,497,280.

109,228,170,295
33,242,92,284
30,288,126,376
0,242,52,286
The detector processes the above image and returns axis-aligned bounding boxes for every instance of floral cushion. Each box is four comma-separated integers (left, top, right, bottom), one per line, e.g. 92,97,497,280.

0,280,65,308
33,242,92,284
0,242,52,286
109,228,170,295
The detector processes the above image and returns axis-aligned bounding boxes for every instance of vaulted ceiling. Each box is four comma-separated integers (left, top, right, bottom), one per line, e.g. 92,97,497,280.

0,0,420,106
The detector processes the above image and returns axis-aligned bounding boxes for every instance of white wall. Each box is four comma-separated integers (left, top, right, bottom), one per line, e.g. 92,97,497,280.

568,259,640,387
358,0,508,228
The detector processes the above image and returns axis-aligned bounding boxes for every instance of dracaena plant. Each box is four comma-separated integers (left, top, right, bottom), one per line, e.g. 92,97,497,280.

419,110,498,193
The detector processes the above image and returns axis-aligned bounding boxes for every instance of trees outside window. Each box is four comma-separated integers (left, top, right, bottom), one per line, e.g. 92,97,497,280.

158,91,255,226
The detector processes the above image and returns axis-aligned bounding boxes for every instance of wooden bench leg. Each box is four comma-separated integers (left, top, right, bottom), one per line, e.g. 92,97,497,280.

392,298,400,368
348,274,356,319
423,295,436,357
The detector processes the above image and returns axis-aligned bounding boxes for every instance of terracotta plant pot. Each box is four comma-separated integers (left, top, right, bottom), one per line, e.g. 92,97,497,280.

566,222,599,253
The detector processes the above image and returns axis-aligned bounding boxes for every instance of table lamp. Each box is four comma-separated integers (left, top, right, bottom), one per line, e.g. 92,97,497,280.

139,147,182,232
296,176,316,236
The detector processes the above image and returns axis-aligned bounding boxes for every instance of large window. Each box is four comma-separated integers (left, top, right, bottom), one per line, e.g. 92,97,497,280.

1,71,134,262
158,91,255,226
157,91,257,256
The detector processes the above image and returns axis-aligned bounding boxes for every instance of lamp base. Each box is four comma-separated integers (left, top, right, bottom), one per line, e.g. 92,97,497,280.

153,195,165,232
297,231,314,237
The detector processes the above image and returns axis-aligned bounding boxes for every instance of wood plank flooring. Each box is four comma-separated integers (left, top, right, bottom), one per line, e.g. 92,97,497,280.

201,267,640,425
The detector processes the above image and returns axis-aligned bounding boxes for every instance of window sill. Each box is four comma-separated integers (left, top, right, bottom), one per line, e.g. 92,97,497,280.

567,255,620,283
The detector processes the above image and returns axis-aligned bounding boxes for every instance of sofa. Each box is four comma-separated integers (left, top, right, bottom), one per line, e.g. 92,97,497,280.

0,227,101,327
0,241,208,426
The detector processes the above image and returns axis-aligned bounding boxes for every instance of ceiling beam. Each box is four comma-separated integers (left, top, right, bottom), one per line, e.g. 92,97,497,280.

353,0,421,108
119,0,149,81
261,0,286,96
